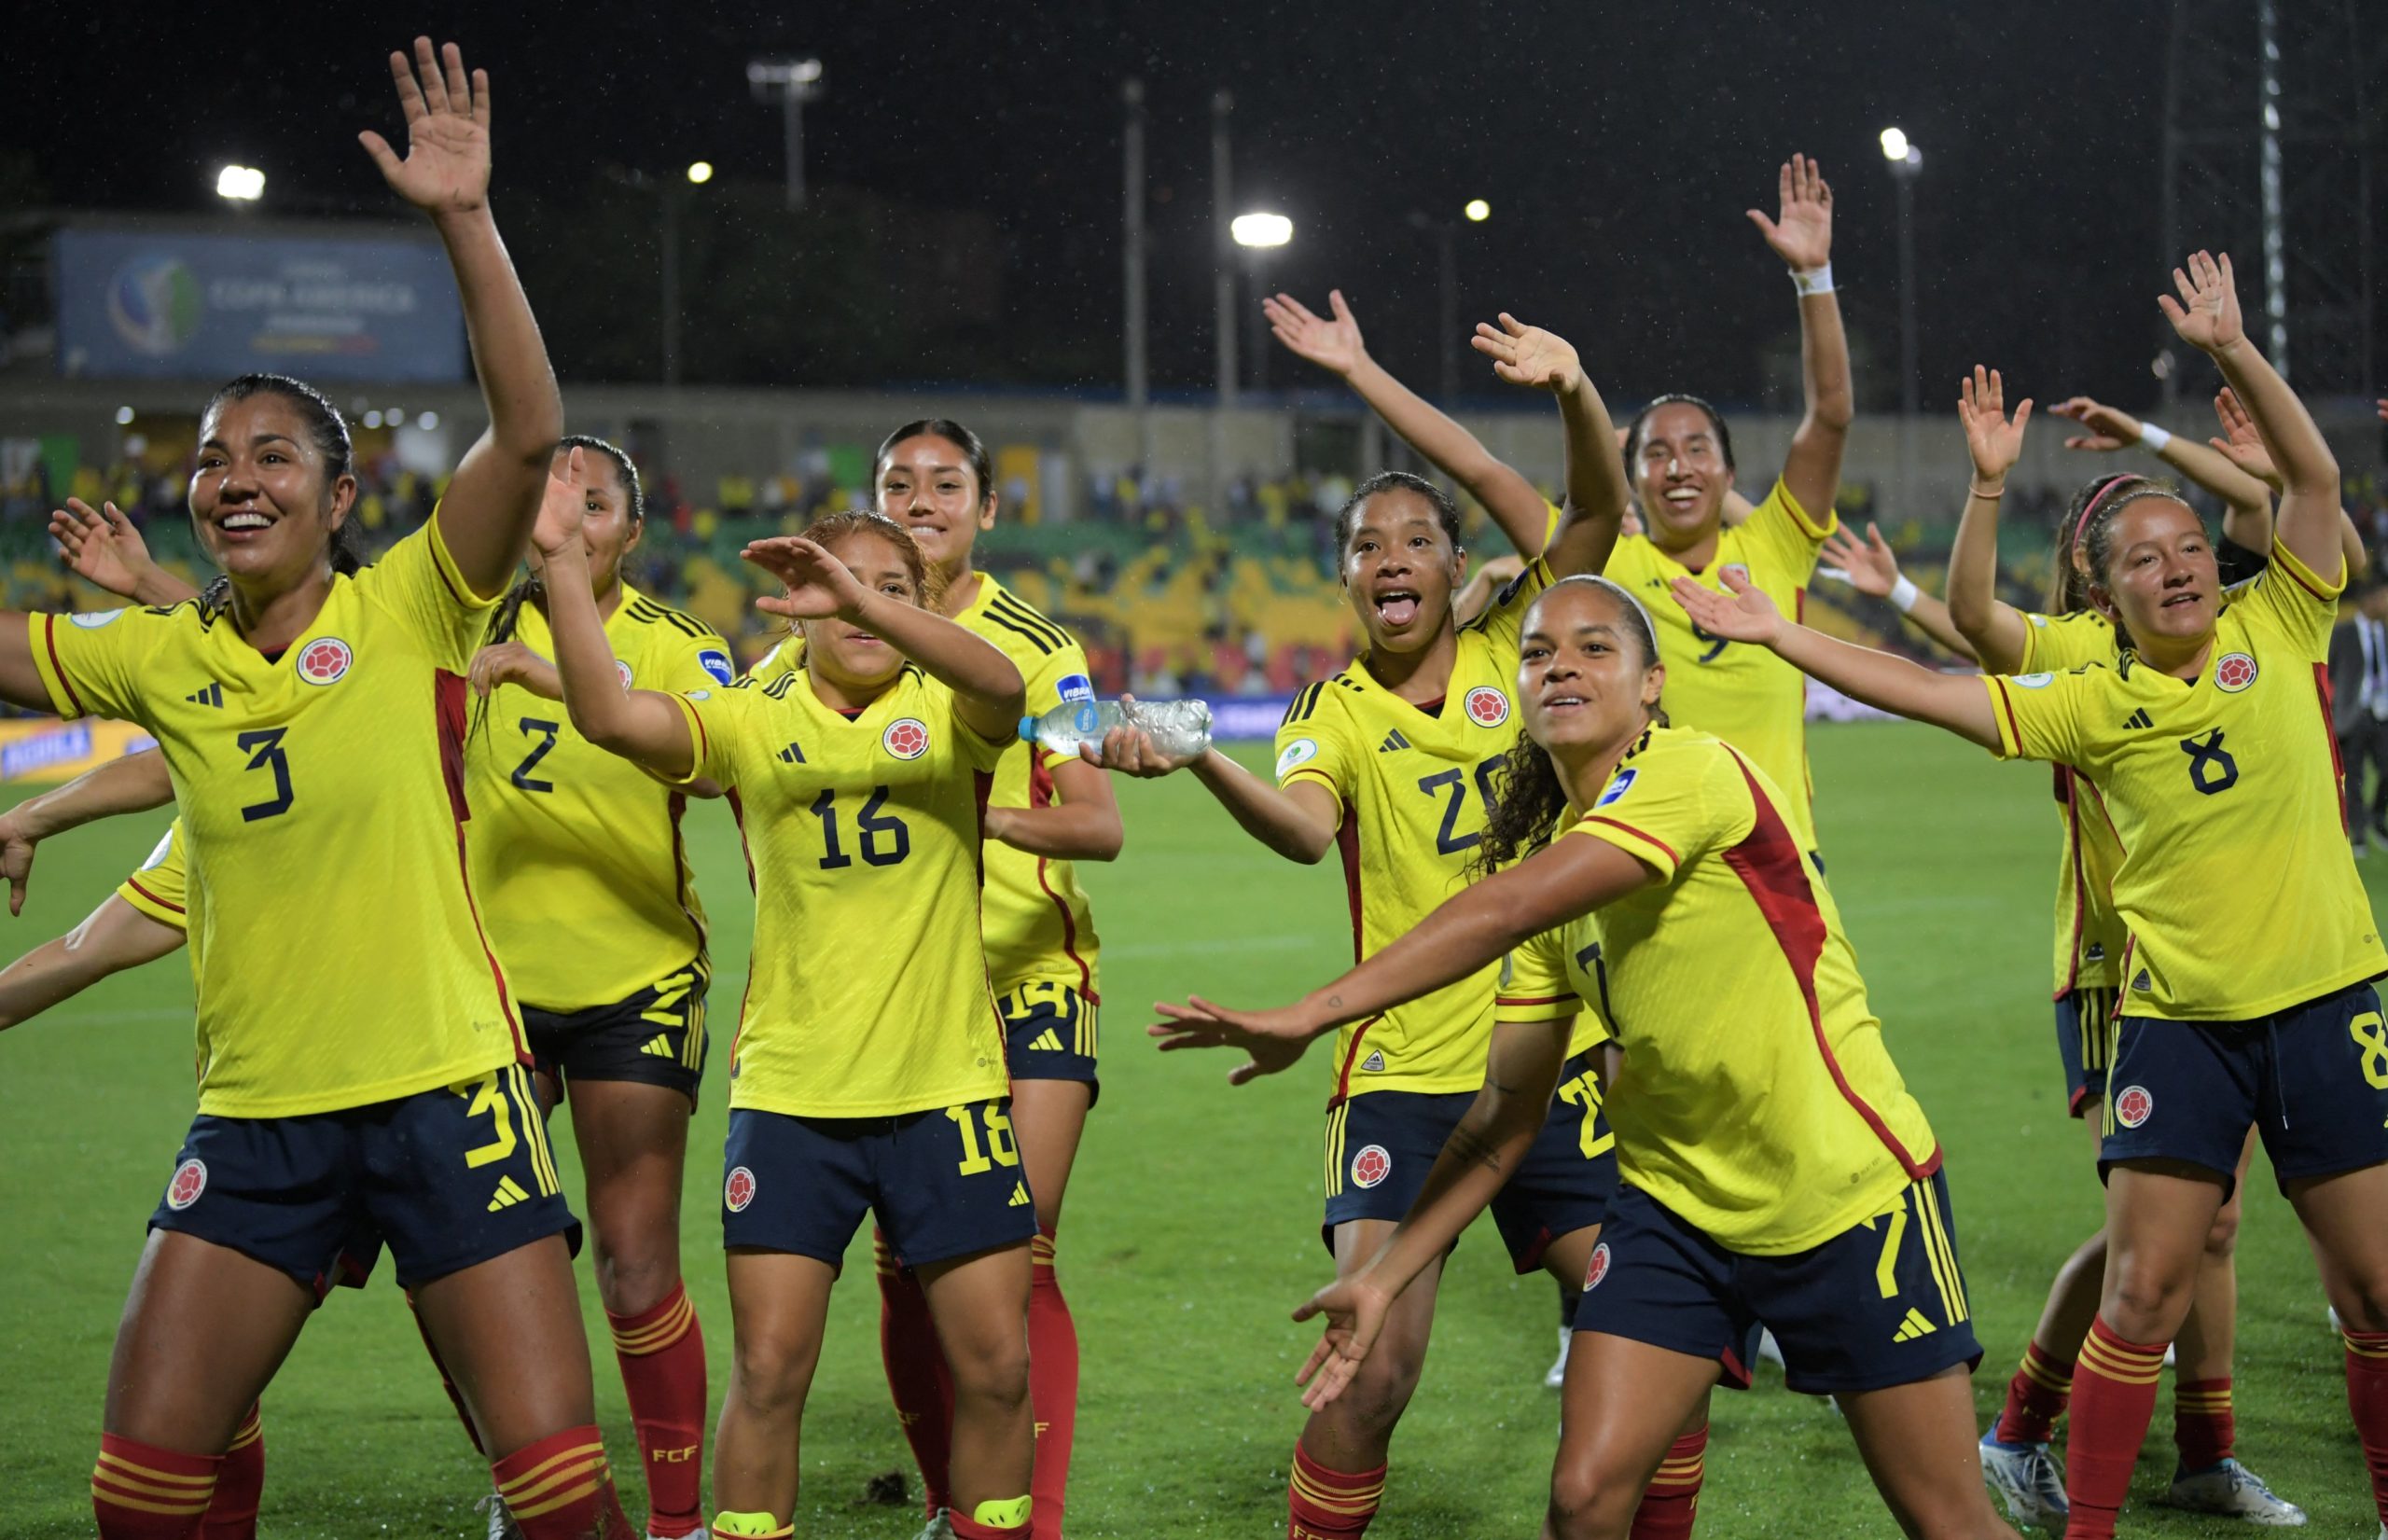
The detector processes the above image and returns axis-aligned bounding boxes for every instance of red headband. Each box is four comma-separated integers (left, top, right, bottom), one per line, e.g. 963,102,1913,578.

2071,476,2138,555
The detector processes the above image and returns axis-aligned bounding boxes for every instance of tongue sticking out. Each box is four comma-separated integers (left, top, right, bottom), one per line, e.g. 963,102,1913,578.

1380,596,1420,627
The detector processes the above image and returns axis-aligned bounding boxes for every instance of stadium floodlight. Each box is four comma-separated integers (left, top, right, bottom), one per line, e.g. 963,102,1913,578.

417,410,440,429
749,57,825,208
1230,212,1293,248
1464,199,1491,223
363,411,383,429
687,160,715,185
115,407,135,426
1879,127,1909,161
215,164,265,201
1879,127,1923,174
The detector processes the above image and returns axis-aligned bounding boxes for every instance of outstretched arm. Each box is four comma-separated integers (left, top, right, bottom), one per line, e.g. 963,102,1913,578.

0,750,176,916
1674,574,2001,750
0,895,185,1033
49,501,201,608
1468,314,1628,578
1748,155,1853,518
1946,368,2036,673
983,757,1125,862
2162,252,2339,580
2050,395,2272,548
1264,289,1551,557
1817,522,1976,662
360,38,562,599
1086,721,1341,866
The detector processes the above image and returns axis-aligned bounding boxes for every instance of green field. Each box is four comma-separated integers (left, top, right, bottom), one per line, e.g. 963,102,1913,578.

2,724,2381,1537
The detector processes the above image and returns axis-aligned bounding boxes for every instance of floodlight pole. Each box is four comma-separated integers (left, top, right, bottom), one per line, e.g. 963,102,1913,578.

1123,78,1151,471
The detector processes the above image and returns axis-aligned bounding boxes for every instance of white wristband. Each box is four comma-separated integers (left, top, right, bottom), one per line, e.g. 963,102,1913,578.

1791,262,1834,297
2138,421,2173,452
1888,575,1921,615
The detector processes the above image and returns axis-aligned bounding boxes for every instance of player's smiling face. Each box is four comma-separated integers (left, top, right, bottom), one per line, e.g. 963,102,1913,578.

803,530,923,695
1518,583,1664,756
876,434,993,580
2091,498,2219,650
189,393,356,597
1632,403,1733,550
1340,487,1464,657
559,448,640,596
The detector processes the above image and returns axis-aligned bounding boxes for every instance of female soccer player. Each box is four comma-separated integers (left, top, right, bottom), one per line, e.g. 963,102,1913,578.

55,434,729,1540
1154,575,2009,1540
1677,252,2388,1540
0,39,644,1539
1942,371,2304,1529
540,499,1034,1540
1095,315,1640,1539
1267,154,1850,868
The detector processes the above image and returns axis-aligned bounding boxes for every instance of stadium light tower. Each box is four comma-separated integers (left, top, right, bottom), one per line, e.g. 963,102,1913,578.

1232,213,1294,391
215,164,265,203
748,58,824,209
1881,129,1923,526
1409,201,1491,406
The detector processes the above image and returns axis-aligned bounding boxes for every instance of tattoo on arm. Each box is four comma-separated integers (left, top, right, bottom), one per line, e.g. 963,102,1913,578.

1446,1123,1509,1173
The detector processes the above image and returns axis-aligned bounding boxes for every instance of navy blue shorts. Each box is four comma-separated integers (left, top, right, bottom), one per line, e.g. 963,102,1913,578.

2101,981,2388,1194
722,1100,1041,1269
999,980,1099,1103
151,1062,578,1295
1321,1048,1617,1273
524,963,709,1104
1577,1172,1982,1395
2055,986,2117,1118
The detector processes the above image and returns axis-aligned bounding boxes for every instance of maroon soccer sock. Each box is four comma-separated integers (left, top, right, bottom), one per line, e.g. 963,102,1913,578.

92,1434,217,1539
2171,1376,2234,1469
1629,1424,1707,1539
490,1424,634,1540
607,1280,707,1537
1287,1440,1385,1539
2346,1329,2388,1522
1995,1339,2076,1445
876,1228,956,1516
2062,1317,2166,1539
1027,1226,1079,1540
200,1404,264,1539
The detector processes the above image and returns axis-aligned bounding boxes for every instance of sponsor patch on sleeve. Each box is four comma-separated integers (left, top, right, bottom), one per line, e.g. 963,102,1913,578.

698,647,735,686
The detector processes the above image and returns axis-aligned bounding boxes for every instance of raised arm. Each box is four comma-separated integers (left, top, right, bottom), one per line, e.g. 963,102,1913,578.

1946,367,2035,673
0,749,176,916
359,38,562,599
1263,289,1551,557
2163,251,2339,580
2210,386,2362,575
743,537,1023,742
2050,395,2272,548
1747,155,1853,518
1673,573,2002,750
1816,521,1977,662
49,501,201,608
1468,314,1628,578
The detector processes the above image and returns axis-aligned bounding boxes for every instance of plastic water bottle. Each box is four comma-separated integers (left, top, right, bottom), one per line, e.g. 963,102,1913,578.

1020,697,1214,759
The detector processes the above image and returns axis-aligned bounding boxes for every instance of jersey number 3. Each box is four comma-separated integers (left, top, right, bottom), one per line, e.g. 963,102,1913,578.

237,728,294,822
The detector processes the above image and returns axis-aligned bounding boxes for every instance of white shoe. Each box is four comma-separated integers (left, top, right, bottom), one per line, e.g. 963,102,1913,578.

1978,1432,2068,1533
2159,1459,2306,1524
2331,1304,2346,1334
1544,1326,1571,1389
2164,1340,2177,1367
915,1510,956,1540
1756,1327,1785,1369
475,1493,524,1540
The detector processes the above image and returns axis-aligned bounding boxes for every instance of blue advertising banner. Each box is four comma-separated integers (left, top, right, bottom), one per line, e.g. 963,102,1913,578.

53,228,465,382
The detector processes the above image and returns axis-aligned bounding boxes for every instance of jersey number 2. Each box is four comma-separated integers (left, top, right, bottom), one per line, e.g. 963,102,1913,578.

512,717,561,793
237,728,293,822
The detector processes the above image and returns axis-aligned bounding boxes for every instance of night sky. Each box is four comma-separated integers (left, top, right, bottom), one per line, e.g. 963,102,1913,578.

7,0,2339,409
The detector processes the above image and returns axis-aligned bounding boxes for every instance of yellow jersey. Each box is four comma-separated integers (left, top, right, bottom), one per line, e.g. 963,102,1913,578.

32,520,521,1117
1986,540,2385,1020
118,819,189,931
1495,726,1941,1255
1274,558,1600,1098
467,589,732,1012
673,663,1012,1117
1601,479,1836,853
2018,609,2131,995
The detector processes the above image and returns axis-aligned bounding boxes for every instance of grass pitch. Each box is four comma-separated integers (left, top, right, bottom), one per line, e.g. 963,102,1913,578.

2,723,2381,1536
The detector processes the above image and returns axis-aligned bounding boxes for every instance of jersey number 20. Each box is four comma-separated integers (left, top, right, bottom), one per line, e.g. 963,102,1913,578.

1418,758,1504,855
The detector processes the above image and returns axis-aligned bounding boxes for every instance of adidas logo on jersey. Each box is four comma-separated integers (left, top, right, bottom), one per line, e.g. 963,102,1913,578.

1028,1027,1065,1051
778,742,806,763
1359,1049,1386,1073
1892,1307,1938,1343
2123,708,2153,729
487,1175,532,1213
185,682,224,707
1379,729,1410,754
640,1034,673,1058
1007,1182,1032,1207
2132,968,2152,992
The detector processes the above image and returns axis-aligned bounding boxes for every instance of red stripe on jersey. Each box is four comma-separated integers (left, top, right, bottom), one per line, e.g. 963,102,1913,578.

2315,661,2351,835
1028,753,1096,1001
666,790,707,957
1324,804,1380,1105
721,789,760,1076
435,670,523,1058
1991,676,2024,752
124,877,185,917
1496,993,1575,1006
1587,815,1677,866
41,616,86,716
1719,749,1934,1181
2055,768,2088,1000
2280,558,2334,603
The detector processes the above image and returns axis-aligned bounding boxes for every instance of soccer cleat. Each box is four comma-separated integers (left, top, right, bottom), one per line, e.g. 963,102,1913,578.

2159,1459,2307,1526
1756,1326,1786,1368
1978,1432,2069,1533
1544,1326,1571,1389
476,1492,526,1540
913,1510,955,1540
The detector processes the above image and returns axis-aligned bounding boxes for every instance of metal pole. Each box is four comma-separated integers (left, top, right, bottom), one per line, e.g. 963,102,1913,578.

1895,174,1918,522
2159,0,2187,408
1210,90,1234,517
784,90,807,210
661,185,682,385
1122,78,1150,470
2256,0,2288,375
1438,222,1459,406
